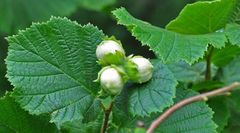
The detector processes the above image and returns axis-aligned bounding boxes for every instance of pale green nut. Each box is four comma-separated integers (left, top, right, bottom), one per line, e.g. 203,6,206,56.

100,67,124,95
130,56,153,83
96,40,125,60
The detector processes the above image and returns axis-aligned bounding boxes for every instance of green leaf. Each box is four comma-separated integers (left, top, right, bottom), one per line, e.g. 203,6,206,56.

212,44,240,67
208,97,230,132
127,60,177,116
225,23,240,46
0,0,116,34
0,93,57,133
192,80,224,91
221,56,240,111
227,90,240,112
223,125,240,133
111,87,217,133
112,7,227,64
6,17,104,124
223,104,240,133
167,61,217,83
61,114,103,133
166,0,235,34
109,60,177,123
153,88,217,133
221,56,240,84
112,87,138,128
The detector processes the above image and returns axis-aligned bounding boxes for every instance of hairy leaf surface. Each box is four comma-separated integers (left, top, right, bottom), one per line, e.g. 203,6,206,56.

226,23,240,46
154,88,217,133
112,8,227,64
128,60,177,116
6,17,104,124
110,87,217,133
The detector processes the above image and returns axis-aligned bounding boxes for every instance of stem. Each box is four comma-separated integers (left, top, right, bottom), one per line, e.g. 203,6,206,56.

100,102,113,133
205,46,214,80
147,82,240,133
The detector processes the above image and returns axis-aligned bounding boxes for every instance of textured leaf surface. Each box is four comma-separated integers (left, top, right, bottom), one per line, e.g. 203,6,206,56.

225,23,240,46
166,0,235,34
112,88,138,128
110,87,217,133
154,88,217,133
221,56,240,113
112,8,227,64
128,60,177,116
208,98,230,132
0,94,57,133
212,44,240,67
221,56,240,84
168,61,217,83
6,17,104,124
61,114,103,133
0,0,116,34
191,80,224,91
223,105,240,133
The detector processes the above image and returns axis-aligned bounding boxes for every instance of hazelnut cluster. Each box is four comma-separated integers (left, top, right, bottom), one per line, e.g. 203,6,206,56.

95,39,153,95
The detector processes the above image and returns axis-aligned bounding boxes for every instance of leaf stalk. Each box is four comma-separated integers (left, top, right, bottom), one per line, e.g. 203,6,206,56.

100,102,113,133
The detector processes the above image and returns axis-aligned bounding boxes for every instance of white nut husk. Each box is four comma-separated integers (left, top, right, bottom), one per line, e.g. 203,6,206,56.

100,67,124,95
96,40,125,60
130,56,153,83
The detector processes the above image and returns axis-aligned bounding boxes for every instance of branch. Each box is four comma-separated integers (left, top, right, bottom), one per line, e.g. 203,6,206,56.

100,102,113,133
147,82,240,133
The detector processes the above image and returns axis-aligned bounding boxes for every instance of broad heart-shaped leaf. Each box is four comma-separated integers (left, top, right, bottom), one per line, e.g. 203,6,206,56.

6,17,104,124
208,97,230,132
0,0,116,34
127,60,177,116
112,8,227,64
0,93,57,133
152,88,217,133
166,0,235,34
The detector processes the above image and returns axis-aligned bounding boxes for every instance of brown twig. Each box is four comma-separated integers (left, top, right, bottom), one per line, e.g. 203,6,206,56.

100,102,113,133
147,82,240,133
